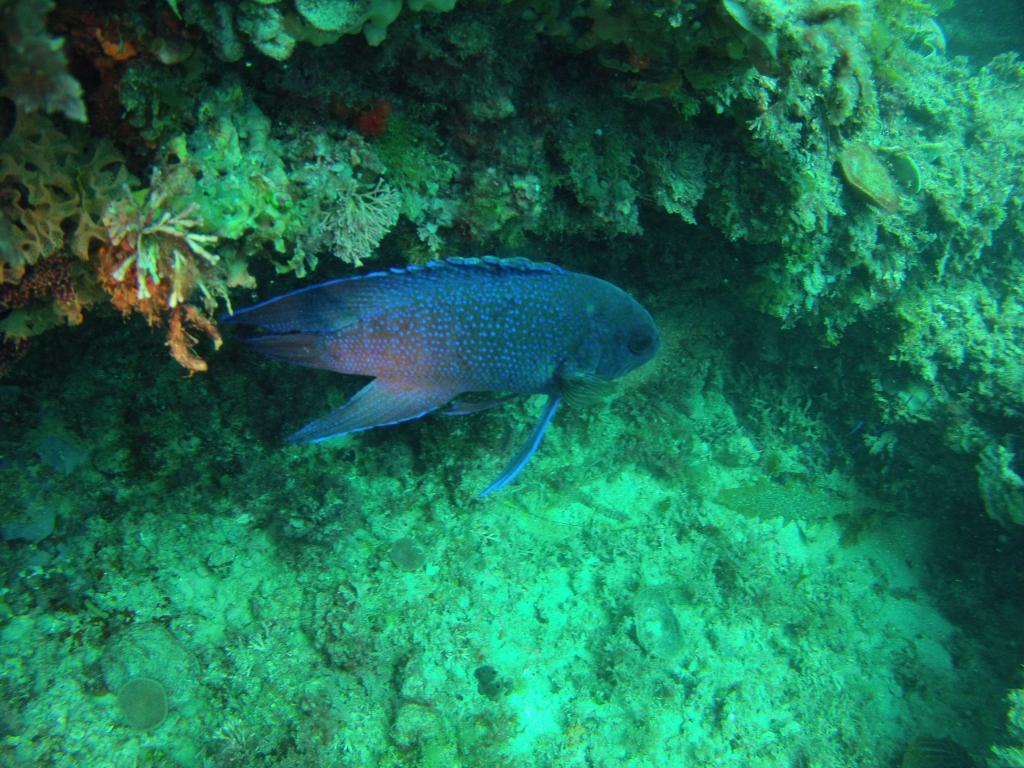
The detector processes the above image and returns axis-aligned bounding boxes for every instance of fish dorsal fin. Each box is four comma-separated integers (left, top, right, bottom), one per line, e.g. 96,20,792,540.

223,256,566,333
439,255,567,276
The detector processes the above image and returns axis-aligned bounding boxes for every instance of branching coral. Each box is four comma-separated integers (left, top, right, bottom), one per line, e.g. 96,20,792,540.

289,141,401,271
96,170,225,373
167,304,223,374
326,178,402,267
100,191,220,313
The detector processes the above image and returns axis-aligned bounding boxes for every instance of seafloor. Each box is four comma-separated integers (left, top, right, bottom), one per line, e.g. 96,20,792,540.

1,1,1023,767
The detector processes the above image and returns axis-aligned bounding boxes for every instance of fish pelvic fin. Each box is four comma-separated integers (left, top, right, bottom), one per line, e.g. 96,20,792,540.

480,394,561,497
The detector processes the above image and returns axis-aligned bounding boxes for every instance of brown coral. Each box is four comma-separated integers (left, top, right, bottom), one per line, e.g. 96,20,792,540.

0,255,80,319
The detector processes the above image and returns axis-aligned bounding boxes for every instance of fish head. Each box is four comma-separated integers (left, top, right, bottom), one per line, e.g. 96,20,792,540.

582,284,660,381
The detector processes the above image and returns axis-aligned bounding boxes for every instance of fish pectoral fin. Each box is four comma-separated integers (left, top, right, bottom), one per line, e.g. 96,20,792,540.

480,394,562,497
559,369,617,408
288,379,459,444
441,394,518,416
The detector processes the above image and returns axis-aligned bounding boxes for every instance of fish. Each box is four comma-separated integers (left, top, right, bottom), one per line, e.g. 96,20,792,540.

224,256,660,495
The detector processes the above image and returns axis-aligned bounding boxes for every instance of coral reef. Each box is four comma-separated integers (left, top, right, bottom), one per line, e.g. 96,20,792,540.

1,1,1023,765
176,0,459,59
0,0,85,122
995,675,1024,766
0,112,130,343
977,443,1024,528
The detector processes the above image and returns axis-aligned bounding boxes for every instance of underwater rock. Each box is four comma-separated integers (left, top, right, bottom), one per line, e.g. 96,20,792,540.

838,141,901,212
292,0,455,47
295,0,368,32
633,587,683,660
0,503,54,543
150,37,194,66
906,17,947,58
391,700,456,759
901,736,975,768
828,65,861,125
880,148,923,195
721,0,779,61
977,443,1024,528
116,677,168,731
389,537,426,572
0,0,86,122
35,430,88,475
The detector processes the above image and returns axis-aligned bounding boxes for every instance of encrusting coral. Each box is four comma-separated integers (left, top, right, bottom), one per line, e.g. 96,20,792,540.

0,0,1021,501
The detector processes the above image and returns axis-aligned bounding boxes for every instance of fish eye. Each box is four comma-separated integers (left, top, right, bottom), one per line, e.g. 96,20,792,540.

627,332,653,355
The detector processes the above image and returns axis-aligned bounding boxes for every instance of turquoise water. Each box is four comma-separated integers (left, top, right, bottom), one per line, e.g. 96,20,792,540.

1,1,1023,766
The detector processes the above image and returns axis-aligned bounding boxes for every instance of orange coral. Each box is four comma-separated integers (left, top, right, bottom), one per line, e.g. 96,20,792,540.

94,26,139,62
168,305,222,375
96,176,225,372
60,10,144,135
0,257,83,377
354,101,392,138
95,241,168,326
97,234,223,373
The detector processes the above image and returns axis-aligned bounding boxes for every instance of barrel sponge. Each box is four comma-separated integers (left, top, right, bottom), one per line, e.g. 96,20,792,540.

294,0,371,33
294,0,456,46
407,0,457,11
294,0,400,45
362,0,402,46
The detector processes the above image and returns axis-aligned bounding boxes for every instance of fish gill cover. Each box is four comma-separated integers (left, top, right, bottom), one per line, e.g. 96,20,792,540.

0,1,1023,767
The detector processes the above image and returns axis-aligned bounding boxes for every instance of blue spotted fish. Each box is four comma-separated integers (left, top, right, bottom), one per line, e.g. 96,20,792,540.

225,257,659,495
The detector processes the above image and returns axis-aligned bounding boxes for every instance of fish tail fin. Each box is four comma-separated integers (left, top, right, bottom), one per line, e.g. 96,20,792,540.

221,277,375,333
